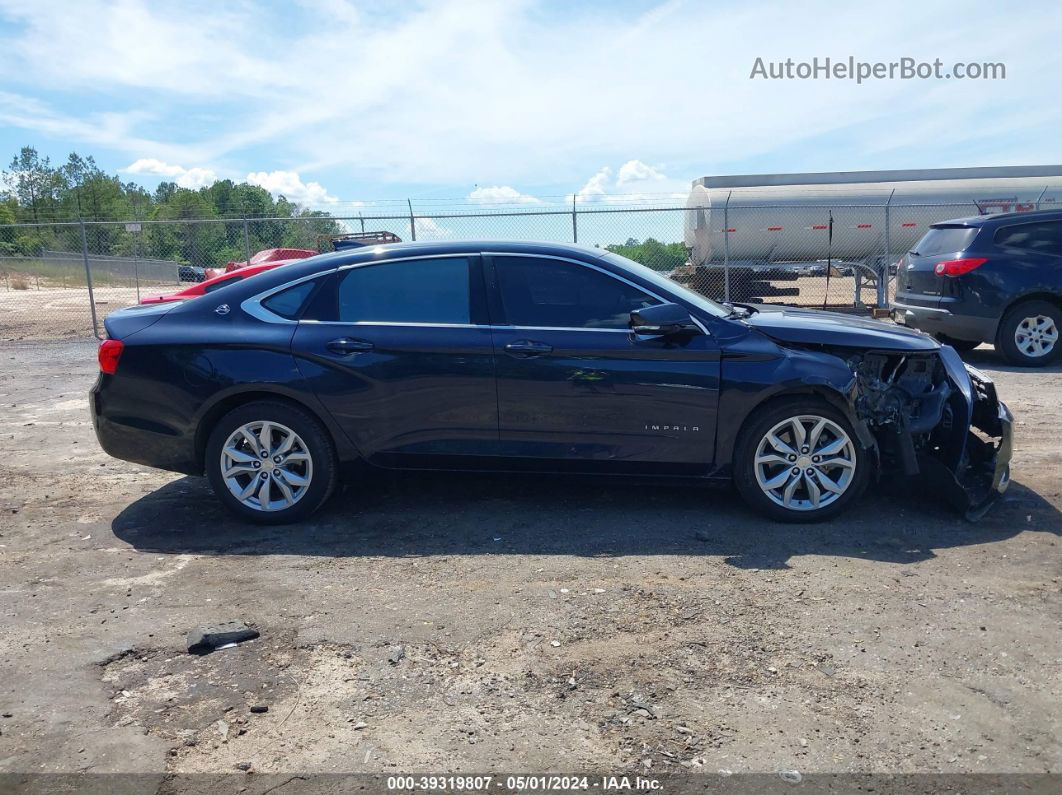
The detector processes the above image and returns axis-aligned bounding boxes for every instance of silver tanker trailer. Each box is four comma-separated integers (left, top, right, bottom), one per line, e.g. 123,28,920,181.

683,165,1062,305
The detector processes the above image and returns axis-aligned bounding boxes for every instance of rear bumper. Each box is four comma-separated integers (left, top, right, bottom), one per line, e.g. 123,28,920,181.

892,300,997,343
90,380,201,475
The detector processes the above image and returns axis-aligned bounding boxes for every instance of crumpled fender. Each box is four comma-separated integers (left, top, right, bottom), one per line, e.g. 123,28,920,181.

714,332,874,469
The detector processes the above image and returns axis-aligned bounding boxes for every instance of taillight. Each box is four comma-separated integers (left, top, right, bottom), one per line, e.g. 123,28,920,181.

98,339,124,375
934,257,986,277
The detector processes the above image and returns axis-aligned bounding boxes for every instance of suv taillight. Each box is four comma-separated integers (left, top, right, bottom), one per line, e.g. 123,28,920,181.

934,257,986,277
98,339,124,374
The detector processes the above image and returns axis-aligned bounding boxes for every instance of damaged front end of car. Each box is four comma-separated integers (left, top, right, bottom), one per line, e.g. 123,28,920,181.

845,345,1012,519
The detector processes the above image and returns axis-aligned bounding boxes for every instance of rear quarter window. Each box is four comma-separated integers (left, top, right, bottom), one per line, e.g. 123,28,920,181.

913,226,978,256
261,280,318,319
993,221,1062,255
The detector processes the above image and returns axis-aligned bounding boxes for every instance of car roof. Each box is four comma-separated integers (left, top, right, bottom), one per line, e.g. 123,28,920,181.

932,208,1062,228
190,240,616,308
284,239,605,272
337,239,606,259
217,240,610,299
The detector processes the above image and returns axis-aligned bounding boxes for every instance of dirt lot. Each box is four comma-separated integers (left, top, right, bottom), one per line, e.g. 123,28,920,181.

0,339,1060,784
0,286,164,341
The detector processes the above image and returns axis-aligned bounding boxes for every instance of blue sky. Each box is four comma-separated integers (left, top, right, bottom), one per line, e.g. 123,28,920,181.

1,0,1060,212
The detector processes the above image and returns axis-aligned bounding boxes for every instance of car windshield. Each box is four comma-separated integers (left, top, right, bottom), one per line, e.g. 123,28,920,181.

598,252,729,318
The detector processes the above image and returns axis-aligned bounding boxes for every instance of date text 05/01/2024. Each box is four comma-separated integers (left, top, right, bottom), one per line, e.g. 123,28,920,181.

385,775,663,791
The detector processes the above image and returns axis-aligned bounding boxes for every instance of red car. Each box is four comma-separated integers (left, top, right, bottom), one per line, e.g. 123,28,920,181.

140,262,285,304
203,247,317,280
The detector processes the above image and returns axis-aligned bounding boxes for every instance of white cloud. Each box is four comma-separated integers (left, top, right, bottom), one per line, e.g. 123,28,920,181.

573,162,686,203
410,216,452,240
575,167,612,202
468,185,541,204
616,160,665,185
245,170,338,206
2,2,1062,191
120,160,339,205
121,158,217,189
124,158,185,177
176,167,218,189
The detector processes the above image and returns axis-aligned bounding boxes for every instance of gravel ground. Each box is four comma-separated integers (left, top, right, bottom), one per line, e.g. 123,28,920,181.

0,339,1059,783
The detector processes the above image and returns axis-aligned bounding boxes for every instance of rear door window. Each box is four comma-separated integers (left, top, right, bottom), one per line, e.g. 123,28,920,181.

912,226,978,256
336,257,471,324
994,221,1062,255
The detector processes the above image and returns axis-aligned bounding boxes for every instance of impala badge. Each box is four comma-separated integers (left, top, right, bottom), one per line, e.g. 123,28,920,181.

215,304,230,316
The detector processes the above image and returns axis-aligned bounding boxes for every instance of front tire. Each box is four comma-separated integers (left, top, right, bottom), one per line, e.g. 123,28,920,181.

996,300,1061,367
205,400,337,524
733,398,870,523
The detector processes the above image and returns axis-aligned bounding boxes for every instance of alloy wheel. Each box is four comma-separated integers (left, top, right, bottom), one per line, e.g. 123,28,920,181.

1014,314,1058,358
753,415,856,512
220,421,313,512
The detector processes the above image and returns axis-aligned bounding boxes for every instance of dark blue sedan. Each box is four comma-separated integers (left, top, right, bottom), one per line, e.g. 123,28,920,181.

91,241,1012,524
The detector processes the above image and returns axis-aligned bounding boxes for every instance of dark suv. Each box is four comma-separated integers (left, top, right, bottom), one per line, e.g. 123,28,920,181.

893,209,1062,366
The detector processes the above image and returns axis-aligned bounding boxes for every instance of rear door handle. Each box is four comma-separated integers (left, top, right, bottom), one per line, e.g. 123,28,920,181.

504,339,553,358
327,337,374,355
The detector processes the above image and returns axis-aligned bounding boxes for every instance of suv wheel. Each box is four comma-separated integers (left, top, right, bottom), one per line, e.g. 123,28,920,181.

206,400,337,524
997,300,1061,367
733,398,870,522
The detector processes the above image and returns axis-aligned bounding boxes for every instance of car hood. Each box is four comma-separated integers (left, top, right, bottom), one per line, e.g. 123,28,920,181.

741,303,940,351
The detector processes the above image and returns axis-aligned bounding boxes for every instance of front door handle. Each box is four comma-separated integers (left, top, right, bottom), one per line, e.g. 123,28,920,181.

504,339,553,358
327,337,374,355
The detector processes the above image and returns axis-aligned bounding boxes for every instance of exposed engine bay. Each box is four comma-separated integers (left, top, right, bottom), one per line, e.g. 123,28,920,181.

844,348,1012,518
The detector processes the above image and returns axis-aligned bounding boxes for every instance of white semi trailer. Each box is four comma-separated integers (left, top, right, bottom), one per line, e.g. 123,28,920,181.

683,165,1062,303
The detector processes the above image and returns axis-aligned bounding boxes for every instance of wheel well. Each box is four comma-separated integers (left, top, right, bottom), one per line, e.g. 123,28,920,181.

1002,292,1062,322
194,391,334,470
727,387,855,461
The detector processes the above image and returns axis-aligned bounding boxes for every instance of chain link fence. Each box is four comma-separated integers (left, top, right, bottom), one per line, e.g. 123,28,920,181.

678,201,993,310
0,200,1005,341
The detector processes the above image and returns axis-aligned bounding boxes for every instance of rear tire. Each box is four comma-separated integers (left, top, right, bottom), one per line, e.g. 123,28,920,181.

733,398,870,523
205,400,337,524
935,334,979,353
996,299,1061,367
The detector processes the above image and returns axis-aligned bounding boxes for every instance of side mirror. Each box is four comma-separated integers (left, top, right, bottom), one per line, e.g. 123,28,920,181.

630,303,700,336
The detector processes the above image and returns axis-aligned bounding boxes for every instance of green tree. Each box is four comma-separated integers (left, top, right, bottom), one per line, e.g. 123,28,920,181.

0,197,16,225
5,146,64,225
0,144,350,264
148,188,225,265
60,153,138,254
605,237,687,271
